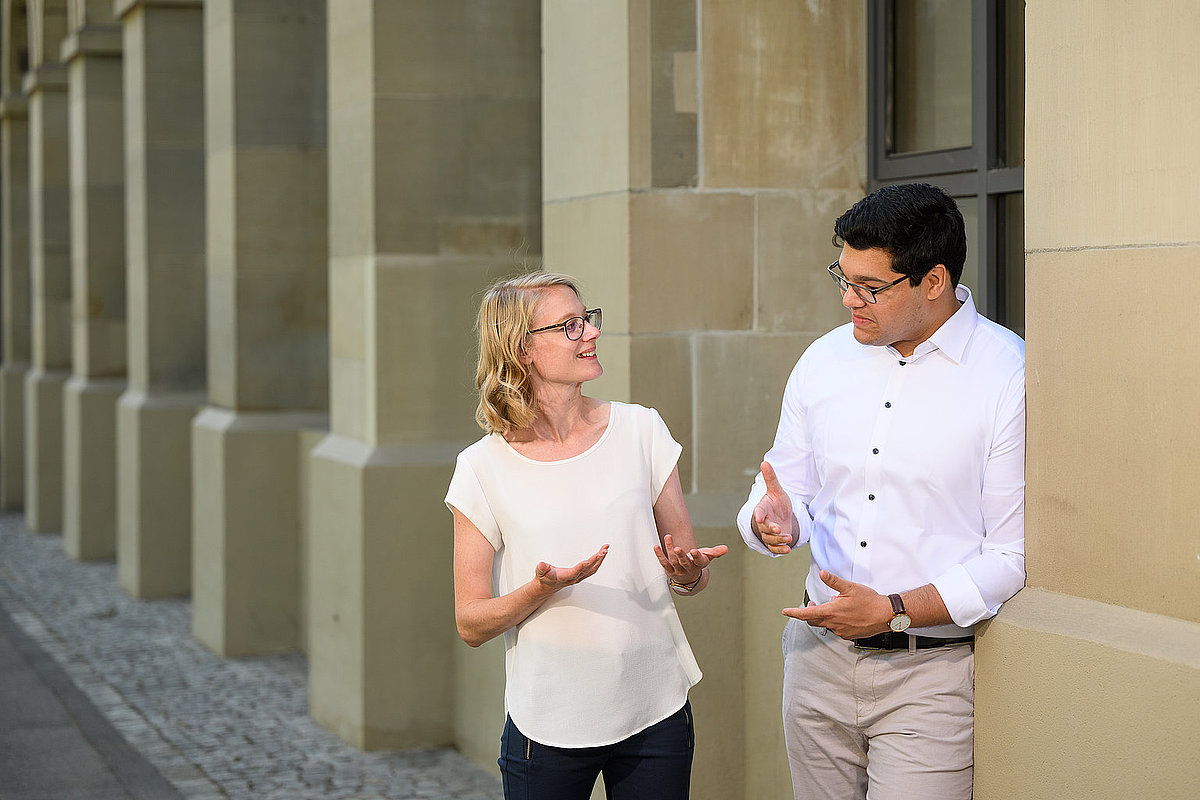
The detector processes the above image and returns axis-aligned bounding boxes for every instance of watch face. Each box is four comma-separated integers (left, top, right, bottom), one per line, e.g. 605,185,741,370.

889,613,911,633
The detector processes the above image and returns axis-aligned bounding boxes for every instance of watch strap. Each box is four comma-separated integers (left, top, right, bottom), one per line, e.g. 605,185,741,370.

888,593,905,616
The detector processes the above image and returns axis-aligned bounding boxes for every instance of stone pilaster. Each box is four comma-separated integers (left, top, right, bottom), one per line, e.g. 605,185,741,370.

191,0,328,657
115,0,206,598
23,57,71,534
308,0,540,750
976,5,1200,797
0,92,30,510
61,15,125,560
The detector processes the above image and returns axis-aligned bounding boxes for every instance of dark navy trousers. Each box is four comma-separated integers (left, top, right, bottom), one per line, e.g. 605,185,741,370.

498,701,694,800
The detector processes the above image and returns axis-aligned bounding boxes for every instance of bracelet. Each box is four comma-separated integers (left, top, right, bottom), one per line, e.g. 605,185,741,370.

669,571,704,593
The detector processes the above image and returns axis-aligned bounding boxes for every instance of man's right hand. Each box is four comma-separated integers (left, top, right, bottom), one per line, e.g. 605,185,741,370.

752,461,796,554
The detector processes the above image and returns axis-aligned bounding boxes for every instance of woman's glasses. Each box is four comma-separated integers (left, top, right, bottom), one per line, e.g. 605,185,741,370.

527,308,603,341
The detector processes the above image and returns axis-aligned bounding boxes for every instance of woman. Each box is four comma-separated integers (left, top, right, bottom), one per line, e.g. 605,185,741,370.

445,272,727,800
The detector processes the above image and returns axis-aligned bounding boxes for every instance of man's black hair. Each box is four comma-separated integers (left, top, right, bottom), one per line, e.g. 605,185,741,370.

832,183,966,287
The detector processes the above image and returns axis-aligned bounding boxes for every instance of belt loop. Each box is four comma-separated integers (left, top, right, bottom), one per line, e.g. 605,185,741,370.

908,634,917,655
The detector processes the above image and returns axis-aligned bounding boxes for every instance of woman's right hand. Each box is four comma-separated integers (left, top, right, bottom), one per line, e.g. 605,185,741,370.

534,545,609,592
455,509,609,647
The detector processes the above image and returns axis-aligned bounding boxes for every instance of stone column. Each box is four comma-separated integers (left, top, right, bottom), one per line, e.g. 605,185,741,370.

23,0,71,533
0,89,30,511
308,0,541,750
115,0,205,598
61,2,124,560
191,0,328,658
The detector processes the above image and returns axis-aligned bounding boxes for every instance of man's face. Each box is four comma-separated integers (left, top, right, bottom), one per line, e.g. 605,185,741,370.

835,245,941,357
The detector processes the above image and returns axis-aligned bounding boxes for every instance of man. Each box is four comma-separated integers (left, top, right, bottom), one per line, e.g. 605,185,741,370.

736,183,1025,800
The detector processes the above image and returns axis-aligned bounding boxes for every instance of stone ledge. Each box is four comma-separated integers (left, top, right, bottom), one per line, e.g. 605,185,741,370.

982,586,1200,668
115,0,203,21
60,25,124,61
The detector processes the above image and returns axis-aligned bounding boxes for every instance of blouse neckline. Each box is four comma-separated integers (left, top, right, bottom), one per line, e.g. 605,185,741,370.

496,401,615,465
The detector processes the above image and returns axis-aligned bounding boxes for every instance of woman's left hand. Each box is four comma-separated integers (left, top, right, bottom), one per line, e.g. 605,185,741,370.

654,533,729,583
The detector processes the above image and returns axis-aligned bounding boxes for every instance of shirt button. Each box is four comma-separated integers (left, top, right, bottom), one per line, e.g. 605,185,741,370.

868,494,875,501
899,360,907,366
884,402,892,408
860,541,867,548
872,448,879,454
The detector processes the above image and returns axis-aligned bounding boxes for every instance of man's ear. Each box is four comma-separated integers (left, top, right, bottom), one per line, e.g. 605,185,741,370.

925,264,952,301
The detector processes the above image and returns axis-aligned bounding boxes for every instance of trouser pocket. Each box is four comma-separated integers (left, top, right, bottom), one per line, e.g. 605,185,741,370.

682,700,695,750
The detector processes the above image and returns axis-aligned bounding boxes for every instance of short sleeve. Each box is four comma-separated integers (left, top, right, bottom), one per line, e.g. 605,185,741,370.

444,453,502,550
646,407,683,501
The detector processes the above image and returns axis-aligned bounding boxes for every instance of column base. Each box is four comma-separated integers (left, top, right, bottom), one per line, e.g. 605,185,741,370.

116,389,203,598
191,407,327,658
63,376,126,560
307,433,458,750
24,368,69,533
0,362,28,510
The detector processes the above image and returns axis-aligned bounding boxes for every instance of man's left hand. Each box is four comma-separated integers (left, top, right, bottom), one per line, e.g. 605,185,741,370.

782,570,893,640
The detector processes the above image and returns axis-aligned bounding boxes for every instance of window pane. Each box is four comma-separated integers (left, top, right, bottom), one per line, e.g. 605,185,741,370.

892,0,973,155
1003,0,1025,166
1002,193,1025,335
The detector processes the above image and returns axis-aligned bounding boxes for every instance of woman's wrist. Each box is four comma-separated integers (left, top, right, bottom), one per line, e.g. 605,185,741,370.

669,567,706,594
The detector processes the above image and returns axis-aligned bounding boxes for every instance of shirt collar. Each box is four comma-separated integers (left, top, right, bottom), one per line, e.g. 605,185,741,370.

889,284,978,365
920,284,977,364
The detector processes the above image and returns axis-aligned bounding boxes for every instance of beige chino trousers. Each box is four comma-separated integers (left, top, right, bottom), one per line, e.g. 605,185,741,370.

782,618,975,800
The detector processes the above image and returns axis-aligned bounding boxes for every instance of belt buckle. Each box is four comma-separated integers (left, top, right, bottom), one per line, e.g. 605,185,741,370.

853,631,910,651
852,633,890,651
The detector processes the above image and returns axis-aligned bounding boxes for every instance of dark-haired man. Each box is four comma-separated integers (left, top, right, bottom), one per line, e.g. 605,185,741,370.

736,183,1025,800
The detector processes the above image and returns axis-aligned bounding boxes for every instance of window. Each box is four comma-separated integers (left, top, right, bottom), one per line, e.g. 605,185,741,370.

868,0,1024,333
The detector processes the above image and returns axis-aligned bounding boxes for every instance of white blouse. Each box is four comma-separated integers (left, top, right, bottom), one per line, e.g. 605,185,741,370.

445,401,702,747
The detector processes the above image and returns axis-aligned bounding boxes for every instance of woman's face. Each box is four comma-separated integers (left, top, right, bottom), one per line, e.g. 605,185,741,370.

522,285,603,389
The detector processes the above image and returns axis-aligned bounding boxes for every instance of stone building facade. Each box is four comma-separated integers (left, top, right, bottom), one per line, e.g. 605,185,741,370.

0,2,1196,799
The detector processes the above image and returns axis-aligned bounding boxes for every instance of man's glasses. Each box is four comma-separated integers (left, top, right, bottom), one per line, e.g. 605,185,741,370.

527,308,603,341
827,261,909,304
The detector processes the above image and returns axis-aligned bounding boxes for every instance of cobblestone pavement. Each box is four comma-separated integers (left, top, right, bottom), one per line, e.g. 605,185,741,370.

0,513,502,800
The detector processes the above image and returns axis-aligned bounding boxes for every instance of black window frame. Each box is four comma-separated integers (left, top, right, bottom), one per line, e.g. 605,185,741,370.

867,0,1023,326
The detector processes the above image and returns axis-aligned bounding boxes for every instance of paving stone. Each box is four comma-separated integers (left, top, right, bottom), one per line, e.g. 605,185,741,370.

0,515,502,800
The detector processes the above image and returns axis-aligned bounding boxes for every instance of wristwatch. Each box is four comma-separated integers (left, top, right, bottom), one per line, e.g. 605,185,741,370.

887,593,912,632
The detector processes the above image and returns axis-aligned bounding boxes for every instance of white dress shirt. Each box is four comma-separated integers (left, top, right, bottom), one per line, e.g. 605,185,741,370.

737,286,1026,635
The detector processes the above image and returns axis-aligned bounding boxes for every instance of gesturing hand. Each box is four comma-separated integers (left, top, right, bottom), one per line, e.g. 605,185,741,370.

781,570,892,640
653,534,729,584
753,461,795,554
534,545,609,592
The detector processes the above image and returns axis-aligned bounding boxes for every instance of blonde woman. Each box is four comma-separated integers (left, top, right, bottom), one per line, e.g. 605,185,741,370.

445,272,727,800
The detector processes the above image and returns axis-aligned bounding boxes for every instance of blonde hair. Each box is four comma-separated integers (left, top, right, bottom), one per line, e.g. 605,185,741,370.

474,272,583,434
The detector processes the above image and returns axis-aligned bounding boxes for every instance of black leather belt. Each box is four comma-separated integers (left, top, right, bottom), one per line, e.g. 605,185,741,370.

852,632,974,651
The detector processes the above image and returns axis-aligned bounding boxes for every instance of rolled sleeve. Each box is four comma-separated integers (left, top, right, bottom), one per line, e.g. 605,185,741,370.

932,370,1026,626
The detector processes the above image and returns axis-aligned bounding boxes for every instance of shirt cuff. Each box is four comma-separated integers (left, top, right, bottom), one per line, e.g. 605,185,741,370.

736,484,811,558
930,564,992,628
